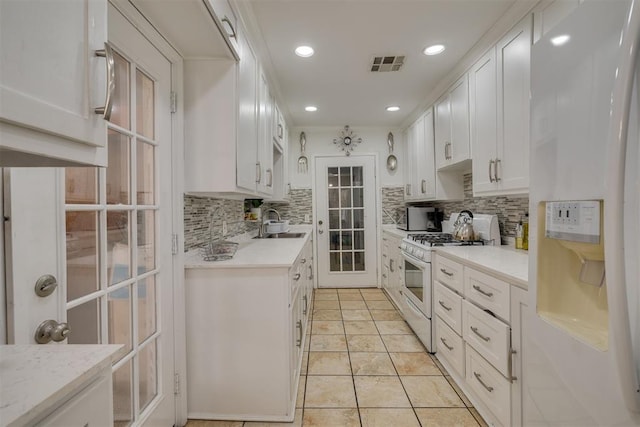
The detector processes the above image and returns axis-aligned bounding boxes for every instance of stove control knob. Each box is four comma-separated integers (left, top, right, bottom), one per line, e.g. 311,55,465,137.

415,249,423,259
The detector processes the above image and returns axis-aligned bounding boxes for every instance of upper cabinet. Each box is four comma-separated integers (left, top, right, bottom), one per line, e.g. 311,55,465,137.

0,0,108,166
209,0,240,58
471,15,532,196
533,0,580,44
435,75,471,171
257,70,274,196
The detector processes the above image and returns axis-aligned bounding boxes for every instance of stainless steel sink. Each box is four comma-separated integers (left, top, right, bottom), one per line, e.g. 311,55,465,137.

254,232,305,239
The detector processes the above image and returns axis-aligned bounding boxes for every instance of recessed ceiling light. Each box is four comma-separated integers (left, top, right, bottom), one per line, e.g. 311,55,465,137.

305,106,317,112
295,46,314,57
551,34,570,46
423,44,445,56
386,106,400,112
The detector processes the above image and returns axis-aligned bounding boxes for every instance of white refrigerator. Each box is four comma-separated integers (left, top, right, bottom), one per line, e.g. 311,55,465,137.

527,0,640,425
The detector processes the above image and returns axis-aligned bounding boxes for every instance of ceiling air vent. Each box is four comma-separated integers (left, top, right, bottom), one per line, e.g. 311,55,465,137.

370,55,405,72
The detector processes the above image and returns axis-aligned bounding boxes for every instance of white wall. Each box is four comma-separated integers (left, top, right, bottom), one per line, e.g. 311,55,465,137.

288,127,405,189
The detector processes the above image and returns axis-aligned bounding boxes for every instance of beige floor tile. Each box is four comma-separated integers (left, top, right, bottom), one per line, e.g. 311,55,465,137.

359,288,385,294
310,334,348,352
446,375,473,407
469,408,490,427
341,310,372,321
185,421,243,427
381,335,427,352
314,293,339,301
365,300,395,310
369,309,404,321
400,376,465,408
343,320,378,335
312,309,342,321
349,352,397,375
302,409,360,427
339,300,368,310
304,376,357,408
354,376,412,408
360,408,421,427
337,288,361,294
361,293,389,301
375,320,413,335
414,408,480,427
339,293,365,301
316,288,338,294
312,320,345,335
244,409,303,427
389,352,442,375
296,375,306,408
346,335,387,352
314,300,341,310
308,352,352,375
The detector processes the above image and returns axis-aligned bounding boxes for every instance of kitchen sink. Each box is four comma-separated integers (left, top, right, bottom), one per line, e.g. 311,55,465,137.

254,232,306,239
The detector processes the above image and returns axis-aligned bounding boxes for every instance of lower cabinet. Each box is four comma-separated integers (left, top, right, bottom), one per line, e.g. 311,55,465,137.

185,239,312,422
381,231,403,311
434,253,525,427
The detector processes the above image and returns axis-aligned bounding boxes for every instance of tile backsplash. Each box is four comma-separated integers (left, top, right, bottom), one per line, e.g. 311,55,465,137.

382,186,405,225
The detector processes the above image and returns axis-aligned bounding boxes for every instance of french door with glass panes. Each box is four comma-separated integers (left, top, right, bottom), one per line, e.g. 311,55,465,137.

314,156,378,287
64,6,175,425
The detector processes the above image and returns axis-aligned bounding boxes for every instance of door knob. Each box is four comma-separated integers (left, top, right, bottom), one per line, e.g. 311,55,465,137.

318,220,324,234
35,319,70,344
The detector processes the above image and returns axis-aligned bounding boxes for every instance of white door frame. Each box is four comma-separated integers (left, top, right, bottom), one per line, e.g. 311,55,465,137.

312,154,380,288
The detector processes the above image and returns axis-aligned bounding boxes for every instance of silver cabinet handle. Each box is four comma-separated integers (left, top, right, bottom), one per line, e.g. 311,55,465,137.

406,184,412,196
474,371,494,392
287,183,292,194
440,337,454,351
508,348,518,383
303,295,308,315
267,168,273,187
277,123,283,139
301,258,307,264
296,320,303,347
440,268,454,277
382,254,387,258
390,259,395,272
489,159,495,183
308,265,313,280
421,179,427,194
382,273,387,279
494,158,501,182
438,300,452,311
472,284,494,298
256,162,261,184
220,17,237,39
94,42,115,121
471,326,491,342
35,320,70,344
294,273,301,281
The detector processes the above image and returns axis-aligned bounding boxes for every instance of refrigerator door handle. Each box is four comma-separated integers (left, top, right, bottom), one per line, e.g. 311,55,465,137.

604,0,640,412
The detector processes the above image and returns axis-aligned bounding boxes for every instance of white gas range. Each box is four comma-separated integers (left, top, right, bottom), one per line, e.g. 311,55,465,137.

399,214,501,352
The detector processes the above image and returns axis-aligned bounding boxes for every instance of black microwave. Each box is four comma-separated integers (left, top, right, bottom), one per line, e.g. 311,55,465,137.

397,207,443,231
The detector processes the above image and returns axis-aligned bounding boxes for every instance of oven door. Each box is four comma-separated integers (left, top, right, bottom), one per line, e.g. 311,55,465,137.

401,252,432,318
402,290,433,352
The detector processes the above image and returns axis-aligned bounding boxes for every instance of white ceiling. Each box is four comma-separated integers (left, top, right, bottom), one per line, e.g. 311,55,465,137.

246,0,520,128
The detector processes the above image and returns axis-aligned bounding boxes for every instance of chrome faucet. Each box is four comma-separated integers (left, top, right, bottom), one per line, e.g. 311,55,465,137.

264,208,282,222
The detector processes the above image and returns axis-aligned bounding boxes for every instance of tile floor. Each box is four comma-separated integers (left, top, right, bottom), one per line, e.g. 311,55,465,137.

187,288,488,427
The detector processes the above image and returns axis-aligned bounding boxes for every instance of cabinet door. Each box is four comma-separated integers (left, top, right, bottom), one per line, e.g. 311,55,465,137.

410,116,424,200
434,95,451,170
497,15,532,194
257,72,274,195
420,108,436,199
236,31,258,192
403,127,414,199
0,0,108,166
470,48,499,194
209,0,240,57
533,0,580,44
449,74,471,164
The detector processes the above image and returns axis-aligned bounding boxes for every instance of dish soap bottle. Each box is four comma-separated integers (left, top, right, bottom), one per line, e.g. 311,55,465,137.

522,213,529,250
515,220,523,249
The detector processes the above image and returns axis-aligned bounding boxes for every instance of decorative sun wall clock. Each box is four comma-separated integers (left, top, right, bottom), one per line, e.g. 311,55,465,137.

333,125,362,156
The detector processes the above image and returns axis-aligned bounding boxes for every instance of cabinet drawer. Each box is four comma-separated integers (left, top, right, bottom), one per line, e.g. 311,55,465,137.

465,344,511,427
464,267,510,321
435,256,464,293
462,300,510,377
435,315,465,377
434,281,463,334
290,263,303,299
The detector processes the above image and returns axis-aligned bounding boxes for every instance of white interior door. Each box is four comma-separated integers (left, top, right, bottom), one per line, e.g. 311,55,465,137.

314,156,377,288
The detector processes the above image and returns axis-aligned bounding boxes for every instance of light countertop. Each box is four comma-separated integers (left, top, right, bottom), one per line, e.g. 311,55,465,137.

0,344,124,426
381,225,411,240
185,226,312,269
435,246,528,289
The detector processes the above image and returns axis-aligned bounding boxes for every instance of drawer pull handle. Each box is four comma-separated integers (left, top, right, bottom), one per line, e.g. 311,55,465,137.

438,300,452,311
440,337,454,351
471,326,491,342
474,372,494,392
296,320,303,347
294,273,301,281
301,258,307,264
303,295,308,315
472,285,494,297
440,268,454,277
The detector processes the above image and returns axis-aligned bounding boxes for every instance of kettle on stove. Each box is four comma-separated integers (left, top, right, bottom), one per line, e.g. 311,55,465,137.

453,210,476,241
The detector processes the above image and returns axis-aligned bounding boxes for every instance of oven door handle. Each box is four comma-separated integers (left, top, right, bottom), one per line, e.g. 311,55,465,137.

401,252,429,270
405,293,426,317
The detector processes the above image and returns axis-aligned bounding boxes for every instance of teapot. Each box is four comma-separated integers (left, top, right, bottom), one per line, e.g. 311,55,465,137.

453,210,476,241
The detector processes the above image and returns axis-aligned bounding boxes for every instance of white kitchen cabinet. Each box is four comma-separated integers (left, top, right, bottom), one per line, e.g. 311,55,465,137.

0,0,108,166
270,114,291,202
435,74,471,171
208,0,240,57
471,15,532,196
509,286,528,427
185,237,313,422
381,231,403,310
533,0,580,44
184,22,264,197
257,71,274,196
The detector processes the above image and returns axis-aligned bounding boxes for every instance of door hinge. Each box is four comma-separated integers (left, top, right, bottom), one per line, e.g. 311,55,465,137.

174,372,180,395
170,91,177,113
172,234,178,255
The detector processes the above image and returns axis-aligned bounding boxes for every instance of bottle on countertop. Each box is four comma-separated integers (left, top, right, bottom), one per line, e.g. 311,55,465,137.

522,213,529,250
515,220,523,249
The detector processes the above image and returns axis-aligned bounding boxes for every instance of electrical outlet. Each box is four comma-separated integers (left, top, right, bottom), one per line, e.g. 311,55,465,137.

222,220,228,236
304,214,310,223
